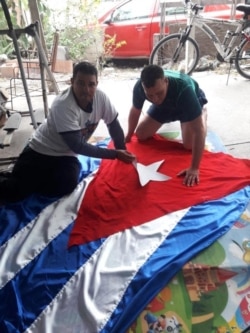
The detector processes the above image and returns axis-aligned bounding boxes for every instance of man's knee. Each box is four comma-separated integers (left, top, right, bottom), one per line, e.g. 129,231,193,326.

135,114,162,141
183,142,192,150
135,127,150,141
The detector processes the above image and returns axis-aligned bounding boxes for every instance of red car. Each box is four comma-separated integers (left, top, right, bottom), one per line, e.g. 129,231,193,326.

98,0,243,59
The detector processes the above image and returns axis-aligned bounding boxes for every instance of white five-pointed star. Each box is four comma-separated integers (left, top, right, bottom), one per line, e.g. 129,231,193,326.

133,160,171,186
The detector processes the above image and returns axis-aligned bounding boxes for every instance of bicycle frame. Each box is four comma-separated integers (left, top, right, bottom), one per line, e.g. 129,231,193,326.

186,10,245,61
150,1,250,78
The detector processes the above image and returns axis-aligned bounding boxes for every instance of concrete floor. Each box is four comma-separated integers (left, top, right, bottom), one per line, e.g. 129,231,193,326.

0,65,249,172
99,66,250,159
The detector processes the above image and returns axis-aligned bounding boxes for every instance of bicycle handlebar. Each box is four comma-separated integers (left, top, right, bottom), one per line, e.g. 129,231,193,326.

183,0,204,12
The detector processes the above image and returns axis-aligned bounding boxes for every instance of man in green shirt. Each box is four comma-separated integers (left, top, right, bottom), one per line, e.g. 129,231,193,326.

126,64,208,187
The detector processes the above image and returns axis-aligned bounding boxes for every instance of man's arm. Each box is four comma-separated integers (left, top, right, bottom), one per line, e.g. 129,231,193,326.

61,130,117,159
107,116,126,149
178,113,207,186
125,106,142,142
61,130,135,163
190,115,206,170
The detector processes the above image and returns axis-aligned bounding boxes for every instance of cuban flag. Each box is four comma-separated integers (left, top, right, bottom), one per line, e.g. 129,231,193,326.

1,135,250,333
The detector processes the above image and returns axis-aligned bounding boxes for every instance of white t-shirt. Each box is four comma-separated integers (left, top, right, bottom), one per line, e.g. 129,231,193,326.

29,87,118,157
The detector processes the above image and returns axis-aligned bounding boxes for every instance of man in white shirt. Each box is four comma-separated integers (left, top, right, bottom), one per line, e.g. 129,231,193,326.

0,61,135,203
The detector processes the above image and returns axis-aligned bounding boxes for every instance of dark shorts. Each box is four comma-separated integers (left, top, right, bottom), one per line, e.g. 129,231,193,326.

198,89,208,107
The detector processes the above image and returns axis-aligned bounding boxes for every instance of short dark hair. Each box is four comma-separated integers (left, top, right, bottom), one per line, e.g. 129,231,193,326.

140,65,164,88
72,61,98,79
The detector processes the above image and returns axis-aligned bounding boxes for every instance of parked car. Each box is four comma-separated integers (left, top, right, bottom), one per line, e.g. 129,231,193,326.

98,0,243,59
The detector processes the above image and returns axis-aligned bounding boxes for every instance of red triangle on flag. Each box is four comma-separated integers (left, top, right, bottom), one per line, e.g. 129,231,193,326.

69,134,250,246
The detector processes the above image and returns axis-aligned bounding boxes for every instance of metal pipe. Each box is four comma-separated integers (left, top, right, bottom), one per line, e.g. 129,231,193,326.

0,0,38,128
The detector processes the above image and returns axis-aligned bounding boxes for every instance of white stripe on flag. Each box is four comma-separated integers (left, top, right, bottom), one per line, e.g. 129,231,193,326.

25,208,189,333
0,177,93,289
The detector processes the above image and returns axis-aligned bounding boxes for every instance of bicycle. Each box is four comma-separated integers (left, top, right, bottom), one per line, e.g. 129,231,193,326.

149,0,250,79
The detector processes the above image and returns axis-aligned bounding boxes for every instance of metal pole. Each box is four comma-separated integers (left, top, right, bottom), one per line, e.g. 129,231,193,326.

28,23,59,96
34,23,49,118
159,0,166,40
0,0,38,128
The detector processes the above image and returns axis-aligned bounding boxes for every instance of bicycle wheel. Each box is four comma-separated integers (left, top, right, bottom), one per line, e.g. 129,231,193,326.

235,37,250,80
149,33,200,75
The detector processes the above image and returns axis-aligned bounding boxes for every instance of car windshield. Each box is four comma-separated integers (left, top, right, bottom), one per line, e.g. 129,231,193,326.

156,3,187,17
112,0,153,22
165,7,187,16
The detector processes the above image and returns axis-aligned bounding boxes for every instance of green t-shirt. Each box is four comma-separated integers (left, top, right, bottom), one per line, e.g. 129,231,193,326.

132,70,207,123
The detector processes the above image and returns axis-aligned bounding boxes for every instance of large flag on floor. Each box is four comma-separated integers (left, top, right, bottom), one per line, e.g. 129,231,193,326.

0,182,250,333
69,134,250,246
1,134,250,333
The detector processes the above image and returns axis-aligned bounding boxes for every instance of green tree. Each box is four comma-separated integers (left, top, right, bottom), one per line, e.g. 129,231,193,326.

42,0,103,63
